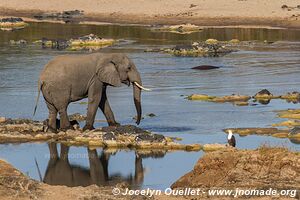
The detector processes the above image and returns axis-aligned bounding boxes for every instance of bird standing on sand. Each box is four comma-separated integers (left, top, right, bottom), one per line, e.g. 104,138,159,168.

227,130,236,147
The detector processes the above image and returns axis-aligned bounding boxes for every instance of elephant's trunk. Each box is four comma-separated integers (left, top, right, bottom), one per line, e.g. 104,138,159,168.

133,83,142,125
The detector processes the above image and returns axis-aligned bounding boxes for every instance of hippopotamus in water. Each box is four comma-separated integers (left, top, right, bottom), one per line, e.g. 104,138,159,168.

191,65,220,70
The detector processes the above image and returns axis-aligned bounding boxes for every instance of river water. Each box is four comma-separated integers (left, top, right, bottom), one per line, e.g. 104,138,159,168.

0,22,299,189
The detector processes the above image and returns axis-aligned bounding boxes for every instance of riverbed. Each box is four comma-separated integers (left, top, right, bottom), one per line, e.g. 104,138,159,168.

0,22,299,189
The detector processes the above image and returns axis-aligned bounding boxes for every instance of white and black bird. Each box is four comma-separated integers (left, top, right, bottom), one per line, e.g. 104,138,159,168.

227,130,236,147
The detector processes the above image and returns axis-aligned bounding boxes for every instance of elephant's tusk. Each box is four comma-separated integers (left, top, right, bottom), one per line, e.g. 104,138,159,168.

134,82,152,91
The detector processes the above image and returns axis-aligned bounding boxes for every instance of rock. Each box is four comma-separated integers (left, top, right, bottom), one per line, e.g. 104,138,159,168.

234,101,249,106
102,132,116,141
174,44,194,51
0,117,6,123
9,40,27,46
0,118,202,151
205,39,219,44
272,120,300,127
203,143,228,151
278,113,300,119
35,34,115,51
187,94,216,101
165,40,235,57
69,34,115,48
146,113,156,117
272,132,289,138
135,134,165,143
187,93,250,103
254,89,277,99
277,109,300,119
191,65,220,70
154,23,202,34
228,39,240,43
280,91,300,100
224,127,289,136
289,127,300,137
101,125,150,135
0,17,28,30
171,147,300,191
34,134,44,138
213,94,251,102
281,4,288,9
34,10,84,23
88,140,103,146
69,113,86,121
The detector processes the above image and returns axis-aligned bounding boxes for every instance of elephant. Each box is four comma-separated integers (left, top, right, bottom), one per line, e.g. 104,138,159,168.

43,143,145,187
33,53,150,132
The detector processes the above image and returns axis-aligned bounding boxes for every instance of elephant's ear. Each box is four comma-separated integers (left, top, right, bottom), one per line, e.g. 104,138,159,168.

96,61,122,87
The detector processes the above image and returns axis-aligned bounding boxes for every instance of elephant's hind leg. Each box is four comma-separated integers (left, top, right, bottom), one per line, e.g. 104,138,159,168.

45,101,58,133
58,106,72,131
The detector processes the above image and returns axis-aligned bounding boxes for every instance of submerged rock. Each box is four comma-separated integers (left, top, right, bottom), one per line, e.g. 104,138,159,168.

187,94,251,103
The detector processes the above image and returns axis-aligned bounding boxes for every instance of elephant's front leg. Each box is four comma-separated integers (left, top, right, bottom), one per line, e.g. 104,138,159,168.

83,81,103,131
99,86,120,126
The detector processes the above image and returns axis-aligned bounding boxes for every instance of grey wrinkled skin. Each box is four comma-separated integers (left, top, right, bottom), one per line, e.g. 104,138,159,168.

35,53,142,132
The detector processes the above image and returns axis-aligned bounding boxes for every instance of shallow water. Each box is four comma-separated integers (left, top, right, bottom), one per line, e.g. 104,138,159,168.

0,23,300,189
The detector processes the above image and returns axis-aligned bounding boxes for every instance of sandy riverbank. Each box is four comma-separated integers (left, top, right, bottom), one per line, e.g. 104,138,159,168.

0,0,300,28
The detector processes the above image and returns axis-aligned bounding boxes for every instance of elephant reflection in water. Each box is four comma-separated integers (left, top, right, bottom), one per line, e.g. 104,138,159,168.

43,143,144,188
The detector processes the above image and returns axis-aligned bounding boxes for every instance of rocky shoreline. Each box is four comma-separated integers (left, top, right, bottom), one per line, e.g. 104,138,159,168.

0,117,208,151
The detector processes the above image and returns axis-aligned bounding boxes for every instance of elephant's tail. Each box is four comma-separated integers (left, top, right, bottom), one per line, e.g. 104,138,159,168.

33,79,42,117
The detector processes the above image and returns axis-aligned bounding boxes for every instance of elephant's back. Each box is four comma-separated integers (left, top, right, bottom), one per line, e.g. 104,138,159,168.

40,54,97,82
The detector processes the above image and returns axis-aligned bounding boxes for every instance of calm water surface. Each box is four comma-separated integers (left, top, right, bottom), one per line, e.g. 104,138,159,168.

0,23,300,189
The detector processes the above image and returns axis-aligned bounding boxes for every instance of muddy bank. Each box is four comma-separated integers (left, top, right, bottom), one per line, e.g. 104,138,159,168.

171,147,300,198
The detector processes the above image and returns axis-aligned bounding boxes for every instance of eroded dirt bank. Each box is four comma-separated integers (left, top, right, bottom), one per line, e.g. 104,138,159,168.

172,147,300,199
0,0,300,28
